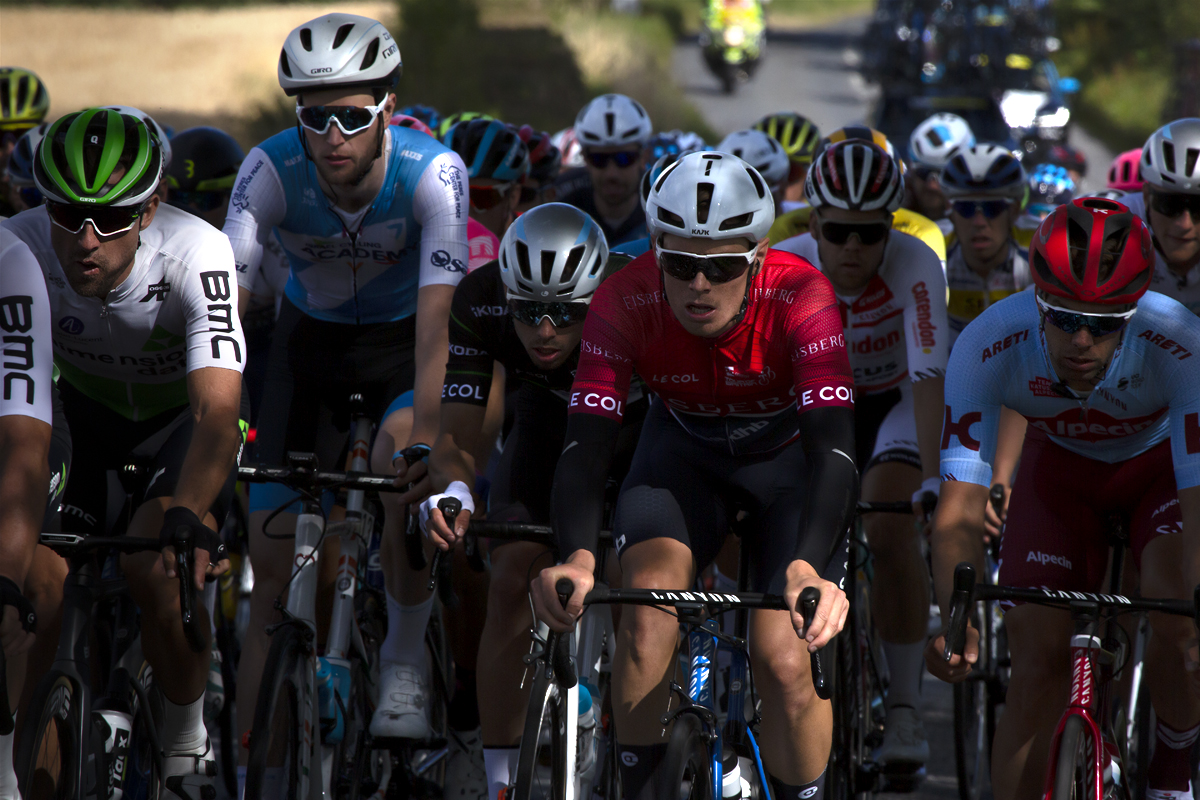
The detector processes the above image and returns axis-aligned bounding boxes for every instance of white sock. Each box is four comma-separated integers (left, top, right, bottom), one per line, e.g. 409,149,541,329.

161,693,207,754
236,765,247,800
882,640,925,711
379,591,433,668
483,747,519,800
0,731,20,800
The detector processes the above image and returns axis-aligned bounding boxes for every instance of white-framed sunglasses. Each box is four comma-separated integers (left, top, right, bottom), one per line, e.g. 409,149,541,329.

295,102,387,136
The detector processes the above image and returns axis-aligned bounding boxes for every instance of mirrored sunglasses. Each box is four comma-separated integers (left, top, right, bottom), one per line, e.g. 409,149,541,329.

951,199,1012,220
585,150,640,169
46,201,144,237
295,102,386,136
1036,295,1134,338
507,299,590,328
655,242,759,284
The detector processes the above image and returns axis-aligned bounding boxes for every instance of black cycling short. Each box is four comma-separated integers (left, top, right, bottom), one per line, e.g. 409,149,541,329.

58,377,249,537
254,296,417,468
612,399,845,595
854,385,921,474
488,385,646,533
43,384,72,532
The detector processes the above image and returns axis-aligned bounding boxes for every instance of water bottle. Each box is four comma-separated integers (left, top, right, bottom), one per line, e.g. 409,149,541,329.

97,707,134,800
316,657,346,744
576,683,598,782
721,750,742,799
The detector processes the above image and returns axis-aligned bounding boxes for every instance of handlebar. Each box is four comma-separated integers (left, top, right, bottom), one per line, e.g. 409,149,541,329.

988,484,1005,519
427,497,462,593
237,461,407,493
544,579,578,689
856,500,915,514
799,586,831,700
171,528,207,654
943,561,1200,661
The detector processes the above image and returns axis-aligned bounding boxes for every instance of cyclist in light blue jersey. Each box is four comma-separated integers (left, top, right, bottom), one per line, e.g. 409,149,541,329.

222,14,470,781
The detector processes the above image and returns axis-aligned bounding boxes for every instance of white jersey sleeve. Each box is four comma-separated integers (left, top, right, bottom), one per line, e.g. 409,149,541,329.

178,225,247,375
412,150,470,289
893,232,950,381
0,227,53,425
222,149,287,292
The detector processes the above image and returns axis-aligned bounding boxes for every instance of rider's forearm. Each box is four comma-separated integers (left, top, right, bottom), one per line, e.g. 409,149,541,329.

911,376,946,483
552,413,620,558
929,483,989,618
410,285,454,447
173,370,243,520
0,418,51,586
794,406,859,570
429,430,477,496
1178,485,1200,596
991,406,1028,487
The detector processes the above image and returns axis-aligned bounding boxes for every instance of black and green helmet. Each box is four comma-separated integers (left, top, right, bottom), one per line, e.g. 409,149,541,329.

34,108,163,207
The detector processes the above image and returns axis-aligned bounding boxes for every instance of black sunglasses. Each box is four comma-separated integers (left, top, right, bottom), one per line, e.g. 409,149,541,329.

46,201,145,237
169,190,227,213
819,220,890,246
1149,190,1200,222
951,199,1012,220
655,243,759,284
508,299,590,328
585,150,640,169
1037,296,1133,338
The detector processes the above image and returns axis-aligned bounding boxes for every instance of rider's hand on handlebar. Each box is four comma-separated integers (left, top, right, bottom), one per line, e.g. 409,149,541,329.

925,623,979,683
984,484,1010,542
784,561,847,652
392,443,433,506
159,507,230,591
419,482,475,551
531,551,595,633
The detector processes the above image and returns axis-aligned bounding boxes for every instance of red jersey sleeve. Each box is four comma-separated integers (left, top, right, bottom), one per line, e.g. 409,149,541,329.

567,263,646,422
786,262,855,413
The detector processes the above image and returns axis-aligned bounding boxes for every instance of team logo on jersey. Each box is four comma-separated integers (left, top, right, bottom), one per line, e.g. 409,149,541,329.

910,281,937,351
230,159,263,213
58,316,84,335
980,329,1030,363
139,282,171,303
431,250,467,274
1024,407,1166,442
941,405,982,451
1136,329,1194,360
437,164,465,219
142,324,185,352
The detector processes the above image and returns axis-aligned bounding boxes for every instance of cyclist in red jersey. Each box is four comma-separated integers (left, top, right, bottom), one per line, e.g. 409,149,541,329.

531,151,858,800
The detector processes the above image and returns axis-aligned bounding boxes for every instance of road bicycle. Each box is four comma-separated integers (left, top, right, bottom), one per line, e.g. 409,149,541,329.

944,562,1200,800
240,393,443,800
14,528,205,800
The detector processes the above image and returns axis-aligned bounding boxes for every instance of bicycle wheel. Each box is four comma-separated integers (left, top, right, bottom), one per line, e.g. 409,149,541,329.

246,622,311,800
662,714,715,800
512,663,570,800
953,678,989,800
1051,716,1095,800
16,673,85,800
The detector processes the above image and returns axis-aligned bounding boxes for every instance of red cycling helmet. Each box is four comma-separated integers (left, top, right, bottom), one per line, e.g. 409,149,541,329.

1030,197,1154,306
390,113,434,137
1106,148,1143,193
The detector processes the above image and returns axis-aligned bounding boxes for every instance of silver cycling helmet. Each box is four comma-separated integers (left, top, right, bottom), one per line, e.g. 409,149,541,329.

939,143,1027,202
499,203,609,303
1141,118,1200,194
278,14,402,98
574,94,653,150
908,113,975,170
101,105,173,169
717,129,790,191
646,151,775,244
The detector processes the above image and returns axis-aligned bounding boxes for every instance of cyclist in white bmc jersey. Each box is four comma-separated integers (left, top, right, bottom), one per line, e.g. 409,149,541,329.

221,13,470,780
1117,119,1200,314
776,138,949,773
4,107,248,797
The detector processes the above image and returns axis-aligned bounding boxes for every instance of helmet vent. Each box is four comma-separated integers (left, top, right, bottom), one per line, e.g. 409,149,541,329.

653,159,682,193
1098,227,1130,283
587,251,604,278
657,206,685,228
299,28,312,51
515,240,532,282
540,249,557,285
720,212,753,231
1080,198,1119,212
333,23,355,49
745,167,765,198
1162,141,1176,175
696,182,714,224
1066,216,1089,284
279,51,293,78
1031,250,1069,294
604,112,615,138
1187,148,1199,179
561,245,585,284
360,38,380,71
0,81,9,112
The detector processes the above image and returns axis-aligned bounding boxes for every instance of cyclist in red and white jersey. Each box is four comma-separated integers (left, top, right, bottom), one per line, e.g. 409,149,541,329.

776,138,949,772
1118,119,1200,314
530,151,857,800
928,198,1200,800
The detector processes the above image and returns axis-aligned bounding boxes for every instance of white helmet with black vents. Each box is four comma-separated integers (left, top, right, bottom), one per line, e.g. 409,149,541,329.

1140,118,1200,194
717,129,789,191
499,203,609,303
646,151,775,244
908,112,975,170
805,139,904,213
574,94,653,149
278,14,402,97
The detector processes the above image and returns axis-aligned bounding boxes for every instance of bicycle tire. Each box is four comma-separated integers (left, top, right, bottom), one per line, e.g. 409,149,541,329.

15,672,84,800
953,679,989,800
246,622,310,800
662,714,715,800
512,662,570,800
1051,716,1093,800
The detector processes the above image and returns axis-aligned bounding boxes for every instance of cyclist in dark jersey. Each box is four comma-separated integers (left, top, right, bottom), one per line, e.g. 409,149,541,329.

421,203,646,799
531,152,858,800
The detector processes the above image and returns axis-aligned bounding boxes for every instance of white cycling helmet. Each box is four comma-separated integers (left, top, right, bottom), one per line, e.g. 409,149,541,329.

646,151,775,244
908,113,975,170
1140,118,1200,194
278,14,402,98
574,94,653,150
717,130,789,191
101,105,172,169
499,203,609,303
805,139,904,213
939,143,1027,202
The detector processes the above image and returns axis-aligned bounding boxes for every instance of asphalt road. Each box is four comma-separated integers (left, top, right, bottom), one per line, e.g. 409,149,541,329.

671,16,1113,193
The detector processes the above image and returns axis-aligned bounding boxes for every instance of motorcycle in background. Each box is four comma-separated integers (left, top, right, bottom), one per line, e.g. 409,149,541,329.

699,0,766,94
